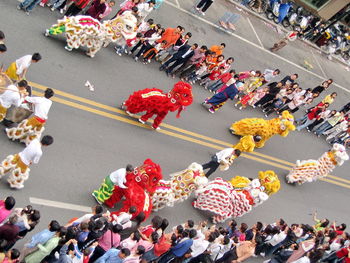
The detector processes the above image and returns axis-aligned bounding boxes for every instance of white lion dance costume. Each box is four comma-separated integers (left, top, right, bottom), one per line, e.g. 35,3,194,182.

193,171,280,223
152,163,208,211
45,12,137,57
0,154,30,189
286,143,349,185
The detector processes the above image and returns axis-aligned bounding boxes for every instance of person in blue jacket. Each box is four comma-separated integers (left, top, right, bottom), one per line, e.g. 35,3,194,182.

158,229,197,263
202,78,243,113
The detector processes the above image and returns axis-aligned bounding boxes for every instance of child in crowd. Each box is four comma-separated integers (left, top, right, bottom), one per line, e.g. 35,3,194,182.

263,96,289,116
142,40,167,64
201,66,225,88
207,69,235,93
186,61,208,84
115,33,143,56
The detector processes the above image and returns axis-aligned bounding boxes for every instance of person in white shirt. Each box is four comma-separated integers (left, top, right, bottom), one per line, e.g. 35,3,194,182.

5,53,42,81
0,80,28,122
0,135,53,189
263,69,280,83
201,148,241,177
6,88,54,145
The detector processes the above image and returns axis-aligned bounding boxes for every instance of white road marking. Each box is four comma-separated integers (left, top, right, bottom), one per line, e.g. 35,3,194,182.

175,0,180,8
246,17,263,48
30,197,91,213
311,49,327,78
163,0,349,93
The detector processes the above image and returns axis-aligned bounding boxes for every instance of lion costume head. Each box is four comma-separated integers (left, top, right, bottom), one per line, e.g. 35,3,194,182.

279,111,296,137
330,143,349,166
132,159,163,194
106,11,138,41
258,170,280,195
168,81,193,117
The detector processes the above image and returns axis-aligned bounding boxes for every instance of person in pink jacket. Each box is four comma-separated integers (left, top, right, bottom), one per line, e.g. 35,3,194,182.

0,196,16,224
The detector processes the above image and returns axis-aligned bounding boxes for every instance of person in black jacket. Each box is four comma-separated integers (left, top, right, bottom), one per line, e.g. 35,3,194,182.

280,74,298,86
159,44,198,77
254,82,283,107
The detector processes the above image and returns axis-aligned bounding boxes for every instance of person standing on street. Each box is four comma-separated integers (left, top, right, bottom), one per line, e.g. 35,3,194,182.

0,135,54,189
0,80,28,123
85,0,107,20
201,148,241,177
5,53,42,81
65,0,91,16
6,88,54,145
194,0,215,16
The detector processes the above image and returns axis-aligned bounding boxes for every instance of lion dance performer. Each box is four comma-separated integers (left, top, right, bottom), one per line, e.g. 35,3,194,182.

233,135,262,153
193,171,280,223
286,143,349,185
0,135,54,189
230,110,295,148
152,163,208,211
122,81,193,130
6,88,54,145
44,11,137,57
104,159,162,220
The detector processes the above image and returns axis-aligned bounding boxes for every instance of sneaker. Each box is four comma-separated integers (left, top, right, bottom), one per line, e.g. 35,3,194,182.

117,50,122,56
64,46,72,51
201,11,205,16
50,7,55,11
17,5,22,10
44,29,50,37
152,126,160,130
147,59,151,63
25,10,30,15
208,108,215,113
239,106,243,110
59,8,64,14
138,119,145,124
39,2,45,7
133,56,138,61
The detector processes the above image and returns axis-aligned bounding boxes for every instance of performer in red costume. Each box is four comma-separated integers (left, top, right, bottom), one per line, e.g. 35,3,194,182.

105,159,162,220
122,81,193,130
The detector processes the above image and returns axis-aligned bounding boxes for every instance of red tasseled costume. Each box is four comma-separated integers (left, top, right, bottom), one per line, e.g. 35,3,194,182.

123,81,193,128
105,159,163,220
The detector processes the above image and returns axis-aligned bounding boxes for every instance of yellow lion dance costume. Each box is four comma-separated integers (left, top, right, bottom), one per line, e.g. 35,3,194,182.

230,111,295,148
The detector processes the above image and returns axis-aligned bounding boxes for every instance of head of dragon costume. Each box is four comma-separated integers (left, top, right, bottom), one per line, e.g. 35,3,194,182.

45,12,137,57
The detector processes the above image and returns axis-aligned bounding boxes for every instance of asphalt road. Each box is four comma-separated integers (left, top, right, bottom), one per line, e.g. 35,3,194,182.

0,0,350,255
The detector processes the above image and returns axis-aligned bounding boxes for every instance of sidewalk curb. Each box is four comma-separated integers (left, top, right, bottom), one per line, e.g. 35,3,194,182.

226,0,350,67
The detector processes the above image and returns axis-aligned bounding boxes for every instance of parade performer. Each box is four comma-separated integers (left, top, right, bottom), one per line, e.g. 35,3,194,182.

5,53,42,81
0,135,54,189
92,164,134,204
122,81,193,130
286,143,349,185
152,163,208,211
44,12,137,57
201,148,241,178
104,159,162,220
0,80,28,122
232,135,262,153
193,170,280,223
202,81,243,113
6,88,54,145
230,110,295,148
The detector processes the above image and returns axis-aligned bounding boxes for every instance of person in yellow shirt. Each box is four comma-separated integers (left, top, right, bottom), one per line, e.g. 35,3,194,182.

322,92,337,105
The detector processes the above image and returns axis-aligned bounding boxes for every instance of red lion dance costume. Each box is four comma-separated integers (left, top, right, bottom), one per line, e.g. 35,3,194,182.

122,81,193,129
105,159,162,220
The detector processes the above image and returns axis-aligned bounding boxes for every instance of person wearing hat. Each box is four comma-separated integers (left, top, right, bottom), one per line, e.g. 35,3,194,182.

202,75,242,113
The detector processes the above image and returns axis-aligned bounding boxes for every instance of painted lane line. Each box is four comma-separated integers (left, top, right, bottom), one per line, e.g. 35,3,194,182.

246,17,263,48
311,49,327,78
163,0,349,93
175,0,180,8
30,83,295,167
30,197,91,212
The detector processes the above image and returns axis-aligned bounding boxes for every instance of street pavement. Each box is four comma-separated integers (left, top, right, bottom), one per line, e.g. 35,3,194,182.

0,0,350,256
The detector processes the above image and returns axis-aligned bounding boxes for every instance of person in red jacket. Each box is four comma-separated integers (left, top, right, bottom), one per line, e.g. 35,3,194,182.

65,0,91,16
207,69,235,92
200,66,225,88
85,0,107,20
296,103,329,131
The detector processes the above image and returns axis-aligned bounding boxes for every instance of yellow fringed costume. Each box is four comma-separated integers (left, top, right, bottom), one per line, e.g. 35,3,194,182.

233,135,256,152
230,111,295,148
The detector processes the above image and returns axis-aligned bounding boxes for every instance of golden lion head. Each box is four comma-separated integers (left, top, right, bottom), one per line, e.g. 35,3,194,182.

258,170,280,195
279,111,296,137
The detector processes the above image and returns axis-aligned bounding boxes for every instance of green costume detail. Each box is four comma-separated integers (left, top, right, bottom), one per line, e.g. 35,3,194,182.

92,176,115,204
49,25,66,35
